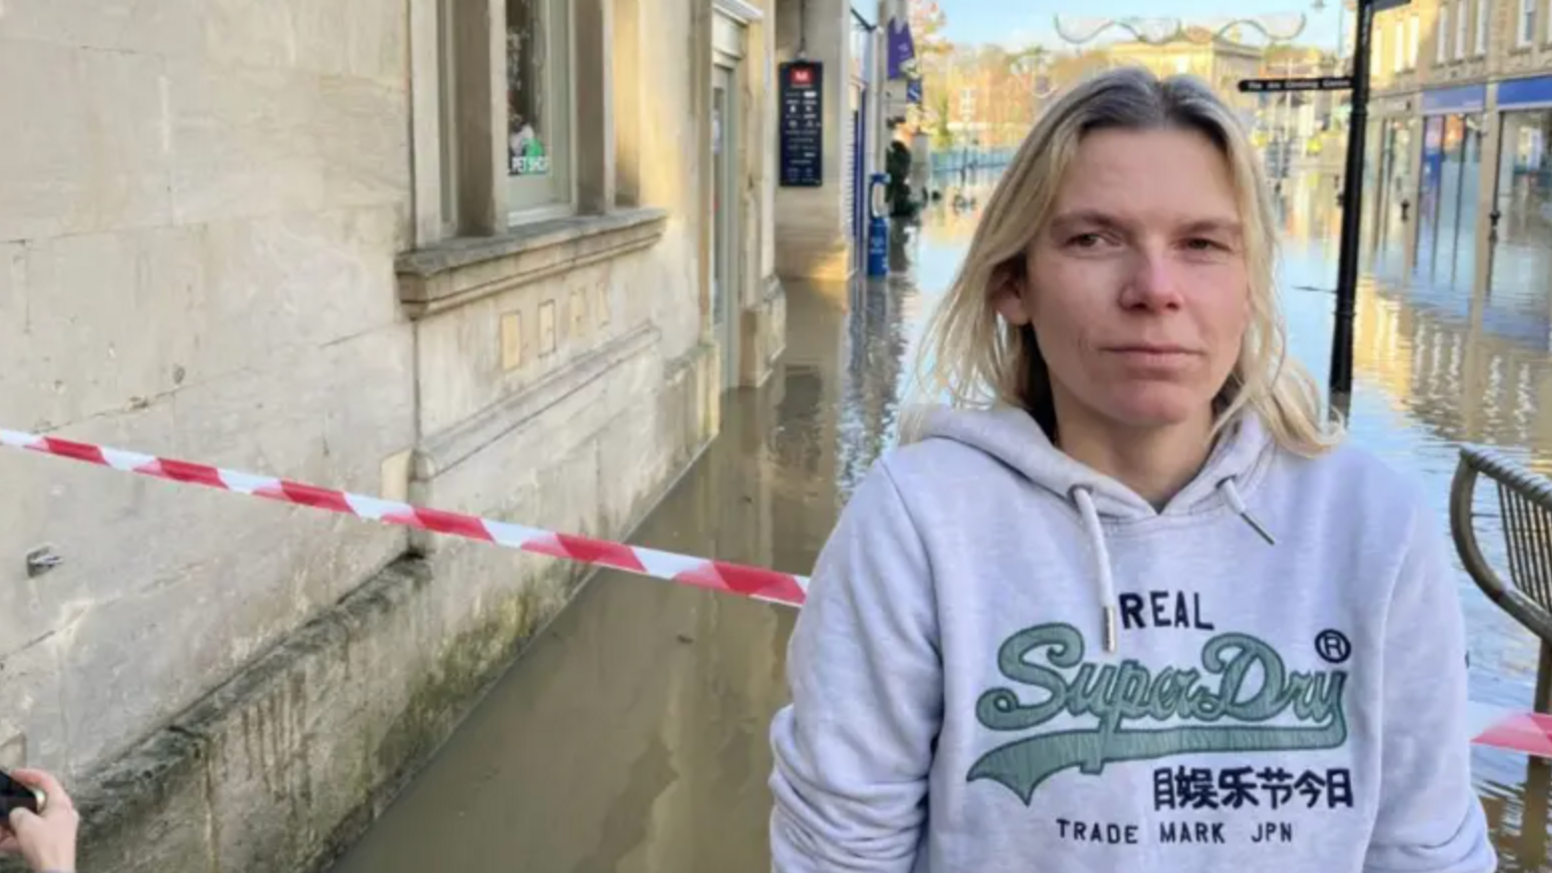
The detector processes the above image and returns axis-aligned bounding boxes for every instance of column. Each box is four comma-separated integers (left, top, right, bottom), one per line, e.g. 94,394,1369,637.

1472,82,1501,293
773,0,855,281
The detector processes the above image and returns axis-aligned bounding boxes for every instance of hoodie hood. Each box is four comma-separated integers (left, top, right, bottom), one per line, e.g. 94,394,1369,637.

915,404,1278,651
915,403,1275,521
771,407,1494,873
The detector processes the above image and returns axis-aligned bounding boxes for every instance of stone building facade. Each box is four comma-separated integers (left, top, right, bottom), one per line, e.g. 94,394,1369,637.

0,0,784,869
1366,0,1552,292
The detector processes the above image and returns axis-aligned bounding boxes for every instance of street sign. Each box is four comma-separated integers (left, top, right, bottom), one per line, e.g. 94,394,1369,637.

1238,76,1354,93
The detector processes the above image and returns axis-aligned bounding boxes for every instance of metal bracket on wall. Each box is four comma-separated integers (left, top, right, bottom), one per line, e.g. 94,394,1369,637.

24,545,62,579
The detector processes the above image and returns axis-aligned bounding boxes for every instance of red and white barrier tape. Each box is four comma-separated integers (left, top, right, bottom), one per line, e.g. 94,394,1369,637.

0,428,808,608
13,426,1552,760
1469,700,1552,759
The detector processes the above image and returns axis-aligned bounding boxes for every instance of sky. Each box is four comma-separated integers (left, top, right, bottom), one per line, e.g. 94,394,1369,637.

934,0,1348,53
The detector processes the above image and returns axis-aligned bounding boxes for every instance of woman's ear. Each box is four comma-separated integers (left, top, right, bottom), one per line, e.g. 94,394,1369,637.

991,258,1032,327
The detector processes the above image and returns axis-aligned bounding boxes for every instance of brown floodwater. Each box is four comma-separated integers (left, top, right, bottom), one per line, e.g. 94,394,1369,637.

324,274,854,873
329,168,1552,871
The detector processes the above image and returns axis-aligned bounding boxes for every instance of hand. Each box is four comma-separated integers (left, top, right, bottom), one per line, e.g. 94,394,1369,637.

0,769,77,873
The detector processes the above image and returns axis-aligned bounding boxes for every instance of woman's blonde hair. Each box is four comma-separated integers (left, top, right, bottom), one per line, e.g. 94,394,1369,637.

909,65,1341,456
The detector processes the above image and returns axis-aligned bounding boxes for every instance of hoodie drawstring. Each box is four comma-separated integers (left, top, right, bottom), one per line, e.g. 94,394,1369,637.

1071,479,1275,654
1218,479,1276,546
1071,488,1118,654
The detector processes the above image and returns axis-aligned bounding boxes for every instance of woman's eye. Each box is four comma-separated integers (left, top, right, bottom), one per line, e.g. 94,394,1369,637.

1185,238,1225,252
1068,233,1104,248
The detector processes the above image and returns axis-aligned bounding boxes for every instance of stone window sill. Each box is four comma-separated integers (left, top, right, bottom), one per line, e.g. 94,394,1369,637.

397,207,669,319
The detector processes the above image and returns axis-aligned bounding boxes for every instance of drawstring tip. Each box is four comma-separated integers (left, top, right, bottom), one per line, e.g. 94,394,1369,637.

1240,512,1276,546
1219,480,1276,546
1103,605,1117,653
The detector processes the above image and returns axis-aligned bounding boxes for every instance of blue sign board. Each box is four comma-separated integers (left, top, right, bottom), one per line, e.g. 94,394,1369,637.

1421,84,1486,115
1499,74,1552,109
779,61,824,188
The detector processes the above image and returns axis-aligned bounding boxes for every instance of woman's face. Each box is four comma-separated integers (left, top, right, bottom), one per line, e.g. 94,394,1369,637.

996,126,1251,433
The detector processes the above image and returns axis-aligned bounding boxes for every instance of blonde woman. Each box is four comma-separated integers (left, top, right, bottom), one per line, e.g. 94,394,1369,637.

768,67,1494,873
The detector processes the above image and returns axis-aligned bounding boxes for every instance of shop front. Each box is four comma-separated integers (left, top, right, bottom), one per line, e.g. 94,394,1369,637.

1364,94,1418,281
1493,76,1552,249
1414,84,1486,293
1487,74,1552,338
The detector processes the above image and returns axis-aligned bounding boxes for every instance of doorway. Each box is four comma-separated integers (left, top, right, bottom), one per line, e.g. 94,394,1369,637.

1416,113,1482,292
1368,118,1415,281
712,64,740,391
850,87,867,275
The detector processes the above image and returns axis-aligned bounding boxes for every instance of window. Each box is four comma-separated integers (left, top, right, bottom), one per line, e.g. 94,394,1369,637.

1408,15,1421,67
1437,3,1450,63
1521,0,1536,46
1477,0,1490,55
1393,20,1405,71
1457,0,1470,57
423,0,614,239
506,0,573,217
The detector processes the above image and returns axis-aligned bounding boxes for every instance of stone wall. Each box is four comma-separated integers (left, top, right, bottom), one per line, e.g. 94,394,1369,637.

0,0,418,780
0,0,775,869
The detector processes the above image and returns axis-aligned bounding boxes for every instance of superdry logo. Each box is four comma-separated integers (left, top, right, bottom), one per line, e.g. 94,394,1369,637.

967,623,1350,804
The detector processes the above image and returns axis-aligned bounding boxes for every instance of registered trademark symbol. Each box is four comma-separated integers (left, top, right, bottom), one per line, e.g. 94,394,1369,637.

1315,630,1352,664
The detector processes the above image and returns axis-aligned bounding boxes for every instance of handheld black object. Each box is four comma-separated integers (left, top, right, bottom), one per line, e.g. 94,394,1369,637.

0,769,43,819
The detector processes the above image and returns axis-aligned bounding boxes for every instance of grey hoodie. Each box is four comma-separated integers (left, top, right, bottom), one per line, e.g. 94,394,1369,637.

769,405,1495,873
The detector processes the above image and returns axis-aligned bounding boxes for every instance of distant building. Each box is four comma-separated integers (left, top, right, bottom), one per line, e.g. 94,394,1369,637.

1105,37,1265,128
1255,47,1346,181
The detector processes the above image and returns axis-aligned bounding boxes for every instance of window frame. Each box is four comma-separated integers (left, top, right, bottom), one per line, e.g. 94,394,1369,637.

1477,0,1490,55
1521,0,1536,47
1437,3,1451,63
505,0,578,223
1408,14,1421,68
1456,0,1470,59
437,0,461,240
418,0,615,241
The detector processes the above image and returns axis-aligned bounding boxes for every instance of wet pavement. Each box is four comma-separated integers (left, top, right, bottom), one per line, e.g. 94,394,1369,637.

329,169,1552,872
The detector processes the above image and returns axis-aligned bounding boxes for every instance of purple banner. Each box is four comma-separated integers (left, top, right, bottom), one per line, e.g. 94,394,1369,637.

887,16,916,80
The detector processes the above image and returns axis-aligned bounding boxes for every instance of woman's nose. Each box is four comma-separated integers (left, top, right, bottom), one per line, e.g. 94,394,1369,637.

1119,250,1184,311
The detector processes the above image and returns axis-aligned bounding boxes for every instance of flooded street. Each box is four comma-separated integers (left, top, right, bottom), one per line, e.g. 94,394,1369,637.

330,169,1552,872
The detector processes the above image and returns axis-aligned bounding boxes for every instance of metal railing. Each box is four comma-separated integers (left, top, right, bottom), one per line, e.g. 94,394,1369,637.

1450,446,1552,712
928,148,1018,176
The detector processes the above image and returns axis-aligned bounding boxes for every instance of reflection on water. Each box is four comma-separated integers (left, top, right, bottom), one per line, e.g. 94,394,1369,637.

1483,756,1552,873
331,167,1552,871
1285,167,1552,869
328,290,825,872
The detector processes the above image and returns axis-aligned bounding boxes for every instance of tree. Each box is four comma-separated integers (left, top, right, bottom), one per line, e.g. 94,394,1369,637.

908,0,950,57
928,91,954,150
904,0,953,143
